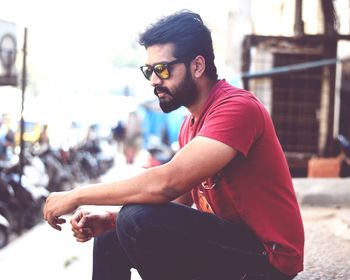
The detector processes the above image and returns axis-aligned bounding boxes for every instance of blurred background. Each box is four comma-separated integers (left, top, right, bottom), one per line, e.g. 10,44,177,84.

0,0,350,278
0,0,350,280
1,0,350,173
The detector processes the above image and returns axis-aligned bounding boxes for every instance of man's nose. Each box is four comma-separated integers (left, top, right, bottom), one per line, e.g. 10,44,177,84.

150,72,163,87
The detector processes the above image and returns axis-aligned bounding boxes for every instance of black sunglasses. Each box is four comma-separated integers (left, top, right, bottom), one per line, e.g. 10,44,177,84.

140,56,195,81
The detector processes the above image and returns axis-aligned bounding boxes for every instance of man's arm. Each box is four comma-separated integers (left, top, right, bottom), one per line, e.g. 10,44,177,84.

44,136,237,229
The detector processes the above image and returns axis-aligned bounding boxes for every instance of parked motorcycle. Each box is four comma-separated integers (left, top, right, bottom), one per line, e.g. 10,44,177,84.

0,153,49,236
31,144,75,192
0,213,9,249
142,136,176,168
0,123,115,249
337,134,350,177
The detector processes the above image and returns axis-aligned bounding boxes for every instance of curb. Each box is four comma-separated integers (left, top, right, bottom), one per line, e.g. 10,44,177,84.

293,178,350,207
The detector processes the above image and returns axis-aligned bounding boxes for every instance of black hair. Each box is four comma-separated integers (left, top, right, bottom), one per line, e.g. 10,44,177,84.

138,10,218,81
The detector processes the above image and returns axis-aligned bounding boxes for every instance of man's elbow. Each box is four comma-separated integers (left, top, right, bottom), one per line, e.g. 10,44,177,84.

157,184,182,203
173,192,193,207
148,164,192,203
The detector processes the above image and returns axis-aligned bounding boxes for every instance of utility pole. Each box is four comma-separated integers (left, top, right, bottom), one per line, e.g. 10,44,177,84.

294,0,304,36
19,27,27,185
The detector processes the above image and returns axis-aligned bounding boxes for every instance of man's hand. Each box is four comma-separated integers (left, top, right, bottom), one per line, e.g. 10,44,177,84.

43,190,78,231
70,208,117,242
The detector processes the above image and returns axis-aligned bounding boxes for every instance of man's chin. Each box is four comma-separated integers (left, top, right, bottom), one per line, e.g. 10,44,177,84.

159,102,180,113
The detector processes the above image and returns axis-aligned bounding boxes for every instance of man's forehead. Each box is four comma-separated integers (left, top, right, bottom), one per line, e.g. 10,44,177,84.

145,43,175,63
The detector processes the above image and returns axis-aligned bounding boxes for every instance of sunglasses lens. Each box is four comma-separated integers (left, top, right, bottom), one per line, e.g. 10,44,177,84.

141,66,153,80
154,64,169,79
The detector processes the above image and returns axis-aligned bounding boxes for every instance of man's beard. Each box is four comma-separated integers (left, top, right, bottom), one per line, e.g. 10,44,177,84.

155,69,198,113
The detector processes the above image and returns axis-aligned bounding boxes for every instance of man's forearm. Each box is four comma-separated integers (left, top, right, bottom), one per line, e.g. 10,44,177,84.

72,166,183,207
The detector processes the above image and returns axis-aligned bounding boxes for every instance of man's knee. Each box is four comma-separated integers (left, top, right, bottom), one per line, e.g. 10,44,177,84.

117,204,161,234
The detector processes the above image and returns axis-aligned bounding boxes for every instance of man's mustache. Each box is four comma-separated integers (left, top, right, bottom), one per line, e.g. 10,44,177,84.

154,87,173,97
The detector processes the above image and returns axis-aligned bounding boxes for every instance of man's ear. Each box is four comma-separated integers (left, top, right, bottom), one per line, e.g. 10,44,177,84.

192,55,205,78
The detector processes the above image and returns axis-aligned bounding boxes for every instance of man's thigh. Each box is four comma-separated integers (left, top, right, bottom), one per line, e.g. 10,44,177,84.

117,203,269,279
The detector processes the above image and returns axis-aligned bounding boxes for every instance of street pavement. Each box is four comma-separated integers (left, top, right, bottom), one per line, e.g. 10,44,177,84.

293,178,350,280
295,206,350,280
0,155,350,279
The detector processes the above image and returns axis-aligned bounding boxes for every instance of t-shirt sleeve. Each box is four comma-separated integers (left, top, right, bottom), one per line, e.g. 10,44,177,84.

197,96,263,157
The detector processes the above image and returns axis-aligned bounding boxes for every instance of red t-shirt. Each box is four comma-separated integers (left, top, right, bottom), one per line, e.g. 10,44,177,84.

178,80,304,276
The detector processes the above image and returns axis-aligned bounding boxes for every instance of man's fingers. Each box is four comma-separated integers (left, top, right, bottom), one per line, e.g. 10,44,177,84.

48,217,66,231
76,236,92,243
79,227,92,234
72,227,91,237
77,215,89,227
72,227,92,242
56,217,67,224
73,228,91,237
49,222,62,231
70,210,89,229
71,209,84,222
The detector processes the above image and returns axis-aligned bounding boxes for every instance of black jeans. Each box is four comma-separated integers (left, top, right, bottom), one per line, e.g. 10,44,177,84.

93,203,295,280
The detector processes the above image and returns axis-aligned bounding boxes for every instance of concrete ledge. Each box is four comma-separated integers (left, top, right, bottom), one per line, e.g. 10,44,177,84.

337,209,350,229
293,178,350,207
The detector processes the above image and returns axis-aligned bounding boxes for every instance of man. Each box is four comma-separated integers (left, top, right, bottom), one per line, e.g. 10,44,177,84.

44,10,304,280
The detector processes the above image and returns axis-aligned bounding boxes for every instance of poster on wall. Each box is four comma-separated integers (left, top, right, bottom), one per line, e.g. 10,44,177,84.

0,19,17,86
